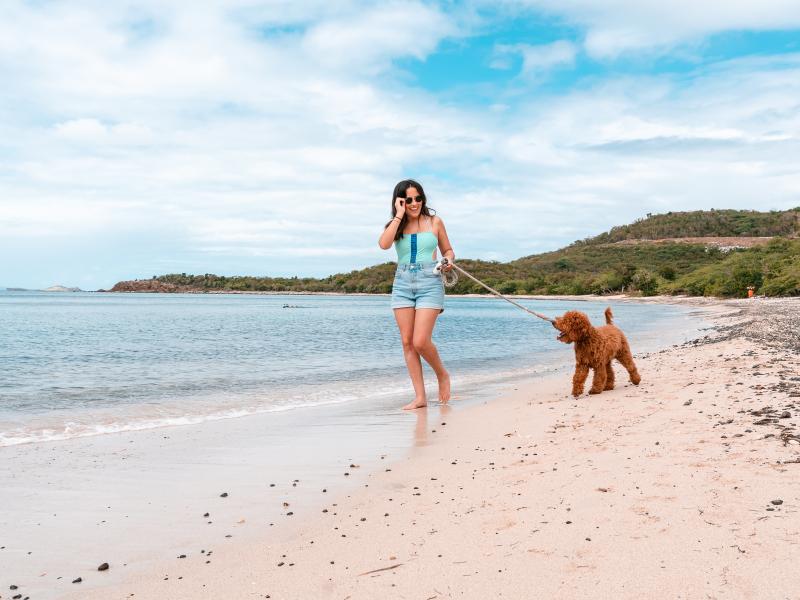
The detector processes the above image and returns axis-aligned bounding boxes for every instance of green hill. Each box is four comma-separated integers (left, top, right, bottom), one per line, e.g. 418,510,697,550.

114,208,800,298
577,208,800,245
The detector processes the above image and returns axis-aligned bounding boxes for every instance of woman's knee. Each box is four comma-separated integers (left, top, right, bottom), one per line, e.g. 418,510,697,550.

412,336,432,354
401,337,415,353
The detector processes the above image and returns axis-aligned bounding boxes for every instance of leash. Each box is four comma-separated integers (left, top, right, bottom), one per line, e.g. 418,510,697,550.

434,258,556,325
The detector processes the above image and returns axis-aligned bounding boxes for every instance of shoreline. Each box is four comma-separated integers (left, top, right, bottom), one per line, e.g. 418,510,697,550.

18,287,789,303
57,297,800,599
2,298,796,599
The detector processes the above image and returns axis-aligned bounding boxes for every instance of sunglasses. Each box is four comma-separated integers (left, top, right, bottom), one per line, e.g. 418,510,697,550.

404,196,424,204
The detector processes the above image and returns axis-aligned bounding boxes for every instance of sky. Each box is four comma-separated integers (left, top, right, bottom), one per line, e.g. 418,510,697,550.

1,1,799,290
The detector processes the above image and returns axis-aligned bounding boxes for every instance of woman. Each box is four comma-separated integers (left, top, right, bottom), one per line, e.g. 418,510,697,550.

378,179,455,410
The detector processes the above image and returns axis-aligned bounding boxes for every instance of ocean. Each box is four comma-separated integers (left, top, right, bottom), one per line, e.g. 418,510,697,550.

0,291,702,447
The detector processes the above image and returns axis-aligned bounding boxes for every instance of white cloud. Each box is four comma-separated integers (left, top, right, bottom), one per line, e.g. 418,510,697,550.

302,2,456,72
504,0,800,57
493,40,578,75
53,118,154,144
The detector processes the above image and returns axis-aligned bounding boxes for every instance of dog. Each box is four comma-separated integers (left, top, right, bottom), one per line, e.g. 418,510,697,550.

553,307,641,397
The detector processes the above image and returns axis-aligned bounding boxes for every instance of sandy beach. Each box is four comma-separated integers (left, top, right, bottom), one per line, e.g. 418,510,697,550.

16,296,788,599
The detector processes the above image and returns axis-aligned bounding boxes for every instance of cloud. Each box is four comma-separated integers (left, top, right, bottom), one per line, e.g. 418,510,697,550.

53,118,154,144
492,40,578,76
302,2,457,72
503,0,800,57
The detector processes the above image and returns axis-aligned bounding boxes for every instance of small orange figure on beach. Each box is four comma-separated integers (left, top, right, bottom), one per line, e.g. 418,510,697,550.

747,286,755,298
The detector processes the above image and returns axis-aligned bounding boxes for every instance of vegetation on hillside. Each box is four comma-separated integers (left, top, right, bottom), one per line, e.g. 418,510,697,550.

663,238,800,297
133,209,800,298
577,208,799,245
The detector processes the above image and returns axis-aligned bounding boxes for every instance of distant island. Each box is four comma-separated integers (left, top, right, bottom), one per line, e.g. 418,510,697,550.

42,285,83,292
110,208,800,299
3,286,83,292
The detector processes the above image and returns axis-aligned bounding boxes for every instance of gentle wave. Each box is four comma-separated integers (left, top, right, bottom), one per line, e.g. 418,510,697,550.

0,397,356,447
0,361,561,447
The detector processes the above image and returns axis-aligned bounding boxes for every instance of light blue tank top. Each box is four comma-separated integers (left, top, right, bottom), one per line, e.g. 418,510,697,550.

395,231,438,264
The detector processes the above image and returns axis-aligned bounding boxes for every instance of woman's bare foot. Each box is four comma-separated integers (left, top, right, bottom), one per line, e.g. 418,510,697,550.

438,371,451,404
402,396,427,410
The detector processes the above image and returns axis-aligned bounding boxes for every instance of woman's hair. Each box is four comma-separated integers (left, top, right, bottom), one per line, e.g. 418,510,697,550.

386,179,435,241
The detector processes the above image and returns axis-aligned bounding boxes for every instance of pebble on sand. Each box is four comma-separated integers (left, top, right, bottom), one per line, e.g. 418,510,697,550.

771,499,783,505
98,562,109,571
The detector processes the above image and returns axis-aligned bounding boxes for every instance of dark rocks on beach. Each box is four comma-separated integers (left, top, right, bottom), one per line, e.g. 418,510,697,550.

771,499,783,505
220,492,229,497
204,512,210,517
98,562,109,571
72,577,82,583
10,584,18,589
780,411,791,419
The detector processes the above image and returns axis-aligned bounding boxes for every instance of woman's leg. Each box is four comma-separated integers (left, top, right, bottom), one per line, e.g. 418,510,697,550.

393,307,427,410
412,308,451,403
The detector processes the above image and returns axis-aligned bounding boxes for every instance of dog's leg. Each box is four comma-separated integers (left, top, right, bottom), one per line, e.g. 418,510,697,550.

589,365,607,395
572,364,590,397
604,362,615,390
616,339,641,385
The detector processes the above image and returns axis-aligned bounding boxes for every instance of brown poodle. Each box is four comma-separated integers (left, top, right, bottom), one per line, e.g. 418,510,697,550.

553,307,641,397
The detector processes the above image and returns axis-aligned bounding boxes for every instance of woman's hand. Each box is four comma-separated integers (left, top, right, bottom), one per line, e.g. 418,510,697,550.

394,197,406,218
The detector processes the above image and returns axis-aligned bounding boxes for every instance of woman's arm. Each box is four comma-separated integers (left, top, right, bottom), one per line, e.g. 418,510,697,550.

379,216,402,249
379,197,407,249
434,216,455,263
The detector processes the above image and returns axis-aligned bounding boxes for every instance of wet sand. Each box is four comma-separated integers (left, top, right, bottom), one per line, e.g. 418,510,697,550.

37,297,799,599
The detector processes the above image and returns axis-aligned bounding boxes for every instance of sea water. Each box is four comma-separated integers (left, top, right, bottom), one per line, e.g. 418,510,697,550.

0,291,702,446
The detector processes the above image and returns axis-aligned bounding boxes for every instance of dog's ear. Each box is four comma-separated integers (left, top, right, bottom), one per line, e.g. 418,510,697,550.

564,311,592,339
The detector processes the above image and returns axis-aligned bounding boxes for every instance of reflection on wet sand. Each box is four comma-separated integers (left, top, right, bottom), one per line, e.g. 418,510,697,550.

413,403,452,447
414,406,428,446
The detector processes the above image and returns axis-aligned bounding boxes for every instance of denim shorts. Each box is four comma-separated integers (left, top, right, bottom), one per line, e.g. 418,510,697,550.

391,262,445,312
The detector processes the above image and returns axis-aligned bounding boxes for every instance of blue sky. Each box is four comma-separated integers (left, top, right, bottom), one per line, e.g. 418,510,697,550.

1,1,799,289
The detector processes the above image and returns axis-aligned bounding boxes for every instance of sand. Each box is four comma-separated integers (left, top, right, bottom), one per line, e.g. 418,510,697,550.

43,297,799,600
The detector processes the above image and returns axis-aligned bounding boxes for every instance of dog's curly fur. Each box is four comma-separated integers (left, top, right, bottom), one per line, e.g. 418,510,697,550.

553,307,641,397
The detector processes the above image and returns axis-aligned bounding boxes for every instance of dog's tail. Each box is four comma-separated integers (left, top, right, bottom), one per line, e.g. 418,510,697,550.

605,307,613,324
